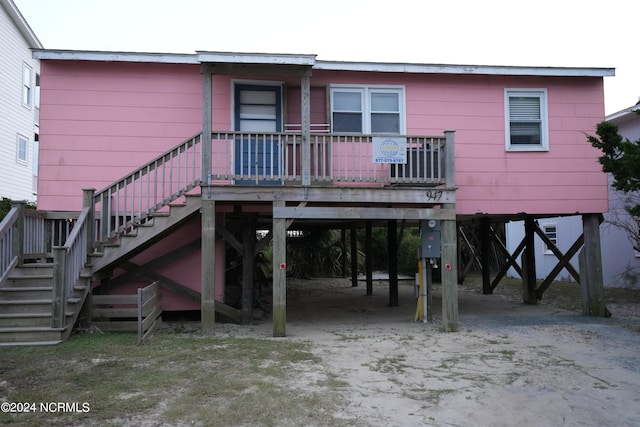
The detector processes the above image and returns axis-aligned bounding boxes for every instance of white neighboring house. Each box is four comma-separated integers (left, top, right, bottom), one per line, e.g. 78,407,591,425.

0,0,42,203
506,102,640,288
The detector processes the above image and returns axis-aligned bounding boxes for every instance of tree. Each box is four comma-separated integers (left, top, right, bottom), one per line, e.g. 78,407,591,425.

588,112,640,253
588,116,640,217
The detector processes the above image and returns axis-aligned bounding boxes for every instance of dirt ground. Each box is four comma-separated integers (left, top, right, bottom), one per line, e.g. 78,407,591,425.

213,276,640,427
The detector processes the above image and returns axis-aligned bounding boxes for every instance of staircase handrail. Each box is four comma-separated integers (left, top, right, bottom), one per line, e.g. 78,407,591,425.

0,206,20,286
92,133,202,245
52,205,91,328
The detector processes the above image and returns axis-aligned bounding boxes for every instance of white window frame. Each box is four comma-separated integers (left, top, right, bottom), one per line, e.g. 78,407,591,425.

504,88,548,152
16,134,28,164
542,223,558,255
22,64,33,109
330,85,406,135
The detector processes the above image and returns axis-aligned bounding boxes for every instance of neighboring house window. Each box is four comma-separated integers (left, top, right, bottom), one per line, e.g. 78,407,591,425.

542,224,557,255
505,89,548,151
22,64,33,108
331,86,405,134
17,134,28,164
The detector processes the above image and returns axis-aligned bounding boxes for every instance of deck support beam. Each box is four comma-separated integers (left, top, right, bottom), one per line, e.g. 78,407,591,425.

365,222,373,295
580,214,609,317
241,215,256,324
351,225,358,287
272,200,287,336
201,199,216,334
480,217,492,294
388,219,399,306
522,217,538,304
441,130,458,332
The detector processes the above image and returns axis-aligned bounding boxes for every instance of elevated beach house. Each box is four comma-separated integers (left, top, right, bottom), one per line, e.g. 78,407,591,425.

0,49,613,343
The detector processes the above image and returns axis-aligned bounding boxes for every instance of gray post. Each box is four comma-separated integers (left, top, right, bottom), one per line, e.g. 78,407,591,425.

201,65,213,186
201,199,216,334
10,201,25,266
273,200,287,337
301,72,311,187
52,246,66,328
82,188,96,256
441,130,458,331
580,214,608,316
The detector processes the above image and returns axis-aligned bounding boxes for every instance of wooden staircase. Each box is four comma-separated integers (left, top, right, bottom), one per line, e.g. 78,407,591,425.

90,193,202,274
0,264,90,345
0,133,203,345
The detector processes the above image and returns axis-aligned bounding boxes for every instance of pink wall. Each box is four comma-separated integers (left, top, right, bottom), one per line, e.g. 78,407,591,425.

38,61,203,211
309,70,608,215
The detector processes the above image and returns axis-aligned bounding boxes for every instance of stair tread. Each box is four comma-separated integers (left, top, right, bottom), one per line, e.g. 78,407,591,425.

7,274,53,279
0,299,52,304
0,326,65,332
0,287,52,291
0,312,51,318
0,340,62,346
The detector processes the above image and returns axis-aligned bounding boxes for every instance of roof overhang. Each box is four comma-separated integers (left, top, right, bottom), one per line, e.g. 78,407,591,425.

31,49,615,78
1,0,43,49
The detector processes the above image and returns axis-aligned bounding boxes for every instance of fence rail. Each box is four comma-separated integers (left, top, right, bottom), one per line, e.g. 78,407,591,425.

92,281,162,344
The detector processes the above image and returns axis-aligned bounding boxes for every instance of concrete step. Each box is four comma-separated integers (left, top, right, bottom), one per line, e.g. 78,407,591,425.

0,287,53,299
0,326,65,343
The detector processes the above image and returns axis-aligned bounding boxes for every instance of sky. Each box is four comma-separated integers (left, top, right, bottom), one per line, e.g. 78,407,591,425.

13,0,639,115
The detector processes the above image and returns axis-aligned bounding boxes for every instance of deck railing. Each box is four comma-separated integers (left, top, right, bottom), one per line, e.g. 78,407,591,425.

93,133,201,242
209,132,447,185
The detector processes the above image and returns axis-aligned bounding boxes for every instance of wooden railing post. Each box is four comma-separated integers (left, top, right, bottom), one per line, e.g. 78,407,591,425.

444,130,456,189
83,188,95,256
52,246,67,328
10,201,24,265
301,72,311,187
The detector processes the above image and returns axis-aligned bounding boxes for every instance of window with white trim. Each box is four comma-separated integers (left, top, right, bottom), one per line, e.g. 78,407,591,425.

542,224,557,255
331,86,405,134
505,89,548,151
17,134,28,164
22,64,33,108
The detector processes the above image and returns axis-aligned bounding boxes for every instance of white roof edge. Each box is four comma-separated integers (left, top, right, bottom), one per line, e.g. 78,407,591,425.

30,49,615,78
32,49,200,64
314,60,615,77
606,104,640,122
197,51,316,66
1,0,43,49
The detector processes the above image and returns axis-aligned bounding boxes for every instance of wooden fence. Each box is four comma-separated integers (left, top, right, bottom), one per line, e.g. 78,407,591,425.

92,281,162,344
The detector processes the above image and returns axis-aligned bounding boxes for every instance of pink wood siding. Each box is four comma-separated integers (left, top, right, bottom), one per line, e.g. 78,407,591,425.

308,70,608,215
38,61,202,211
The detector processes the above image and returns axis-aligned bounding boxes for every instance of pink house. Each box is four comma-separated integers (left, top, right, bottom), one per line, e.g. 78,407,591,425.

0,49,614,343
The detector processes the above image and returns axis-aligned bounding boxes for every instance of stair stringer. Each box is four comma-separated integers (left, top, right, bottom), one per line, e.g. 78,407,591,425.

90,194,202,275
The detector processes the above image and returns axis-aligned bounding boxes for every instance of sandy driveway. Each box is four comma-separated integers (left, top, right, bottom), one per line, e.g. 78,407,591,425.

214,277,640,427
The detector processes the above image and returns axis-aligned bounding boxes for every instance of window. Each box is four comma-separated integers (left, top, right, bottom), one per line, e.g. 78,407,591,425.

22,64,33,108
542,224,557,255
505,89,548,151
331,86,404,134
17,134,28,164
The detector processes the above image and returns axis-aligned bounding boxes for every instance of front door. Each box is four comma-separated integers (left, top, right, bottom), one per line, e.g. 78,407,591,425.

234,84,282,185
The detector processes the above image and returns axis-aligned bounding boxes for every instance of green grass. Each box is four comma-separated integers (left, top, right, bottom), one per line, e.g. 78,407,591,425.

0,332,350,427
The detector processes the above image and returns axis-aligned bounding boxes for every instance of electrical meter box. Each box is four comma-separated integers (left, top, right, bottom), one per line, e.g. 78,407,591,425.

420,219,441,258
